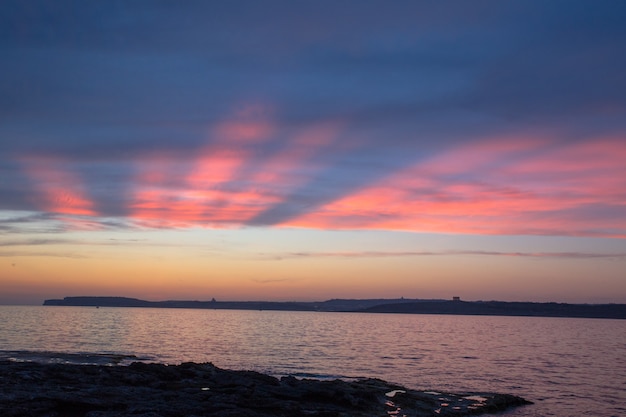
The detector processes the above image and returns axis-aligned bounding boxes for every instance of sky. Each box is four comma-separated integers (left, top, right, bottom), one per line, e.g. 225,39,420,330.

1,1,625,305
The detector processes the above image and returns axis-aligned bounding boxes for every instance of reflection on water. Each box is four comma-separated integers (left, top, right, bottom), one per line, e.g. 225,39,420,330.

0,306,625,416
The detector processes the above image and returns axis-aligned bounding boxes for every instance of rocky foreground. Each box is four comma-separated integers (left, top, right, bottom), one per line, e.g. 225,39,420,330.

0,361,532,416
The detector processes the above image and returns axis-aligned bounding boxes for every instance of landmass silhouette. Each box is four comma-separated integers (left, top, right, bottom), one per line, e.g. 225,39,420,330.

43,296,626,319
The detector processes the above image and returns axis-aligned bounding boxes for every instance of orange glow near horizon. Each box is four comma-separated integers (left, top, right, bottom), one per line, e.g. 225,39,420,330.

4,232,624,304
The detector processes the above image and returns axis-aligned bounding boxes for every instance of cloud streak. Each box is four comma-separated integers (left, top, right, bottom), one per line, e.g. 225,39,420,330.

1,1,625,239
287,137,626,237
259,250,626,260
4,134,626,238
0,250,87,259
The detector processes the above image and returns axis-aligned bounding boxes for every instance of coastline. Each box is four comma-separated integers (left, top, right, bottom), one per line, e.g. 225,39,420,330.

0,360,531,416
43,296,626,319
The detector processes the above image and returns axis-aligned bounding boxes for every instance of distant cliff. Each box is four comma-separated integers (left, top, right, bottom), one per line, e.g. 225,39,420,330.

360,300,626,319
43,296,626,319
44,297,154,308
42,296,430,312
43,297,318,311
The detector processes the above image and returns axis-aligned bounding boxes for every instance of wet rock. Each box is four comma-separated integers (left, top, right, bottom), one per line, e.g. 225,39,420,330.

0,360,532,416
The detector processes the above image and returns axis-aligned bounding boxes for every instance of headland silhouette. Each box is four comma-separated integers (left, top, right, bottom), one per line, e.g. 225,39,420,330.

43,296,626,319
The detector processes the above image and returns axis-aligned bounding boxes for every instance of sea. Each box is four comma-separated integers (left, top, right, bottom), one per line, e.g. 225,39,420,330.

0,306,624,417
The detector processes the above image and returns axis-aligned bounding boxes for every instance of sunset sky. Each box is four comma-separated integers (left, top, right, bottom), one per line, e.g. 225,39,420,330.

2,1,625,305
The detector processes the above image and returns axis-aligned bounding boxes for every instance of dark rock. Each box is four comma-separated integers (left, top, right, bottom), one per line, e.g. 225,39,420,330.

0,360,532,416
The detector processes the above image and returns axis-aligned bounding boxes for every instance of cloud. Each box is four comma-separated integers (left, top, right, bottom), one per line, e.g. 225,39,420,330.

19,156,97,217
286,138,626,238
3,134,626,238
1,2,625,238
0,238,71,247
250,278,297,284
0,250,87,259
259,250,626,260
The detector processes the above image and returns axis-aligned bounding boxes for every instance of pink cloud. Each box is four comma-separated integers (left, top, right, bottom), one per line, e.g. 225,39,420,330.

20,156,97,218
244,121,343,189
287,137,626,237
416,135,549,175
128,105,280,226
129,118,344,227
18,125,626,238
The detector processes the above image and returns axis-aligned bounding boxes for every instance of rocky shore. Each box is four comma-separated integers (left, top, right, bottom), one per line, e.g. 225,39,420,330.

0,360,532,416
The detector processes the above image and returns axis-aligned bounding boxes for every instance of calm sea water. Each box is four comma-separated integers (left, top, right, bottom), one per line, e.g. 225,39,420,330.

1,306,624,416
